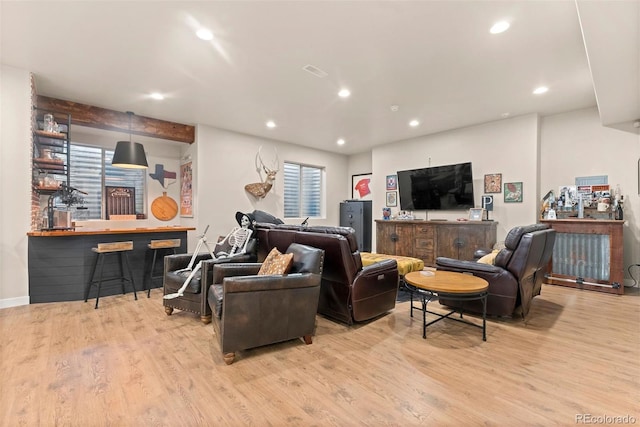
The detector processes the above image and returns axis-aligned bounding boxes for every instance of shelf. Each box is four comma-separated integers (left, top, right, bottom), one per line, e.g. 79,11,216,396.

33,158,64,166
34,130,67,139
31,108,72,231
33,185,62,195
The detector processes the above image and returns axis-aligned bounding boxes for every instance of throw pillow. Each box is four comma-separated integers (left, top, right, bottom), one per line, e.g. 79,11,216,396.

477,249,500,265
258,247,293,276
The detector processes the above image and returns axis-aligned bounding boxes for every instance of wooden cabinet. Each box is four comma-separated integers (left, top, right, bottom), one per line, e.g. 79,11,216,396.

376,220,497,266
541,219,624,294
436,223,496,261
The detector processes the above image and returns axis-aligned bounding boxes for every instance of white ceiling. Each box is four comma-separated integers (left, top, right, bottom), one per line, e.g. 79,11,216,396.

1,1,638,154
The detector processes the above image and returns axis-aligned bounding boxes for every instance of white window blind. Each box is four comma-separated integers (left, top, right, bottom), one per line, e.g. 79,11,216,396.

68,143,145,219
283,162,322,218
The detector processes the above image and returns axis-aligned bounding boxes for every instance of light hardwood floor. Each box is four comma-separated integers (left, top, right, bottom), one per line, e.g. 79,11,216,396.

1,284,639,426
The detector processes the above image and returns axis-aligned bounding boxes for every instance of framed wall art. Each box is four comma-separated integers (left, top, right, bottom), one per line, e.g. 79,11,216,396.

180,161,193,217
386,191,397,207
352,173,372,200
484,173,502,193
504,182,523,203
386,175,397,191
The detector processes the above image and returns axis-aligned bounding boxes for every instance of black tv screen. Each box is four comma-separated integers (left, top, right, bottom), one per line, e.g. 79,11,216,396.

397,162,475,210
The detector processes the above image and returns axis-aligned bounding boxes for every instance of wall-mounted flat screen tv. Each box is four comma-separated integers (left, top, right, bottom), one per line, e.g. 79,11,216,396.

397,162,475,210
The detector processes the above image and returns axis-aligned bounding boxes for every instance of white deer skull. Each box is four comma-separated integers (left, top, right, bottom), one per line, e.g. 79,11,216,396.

244,146,279,198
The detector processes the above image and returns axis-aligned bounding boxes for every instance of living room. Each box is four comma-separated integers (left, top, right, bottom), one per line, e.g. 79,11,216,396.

1,1,639,424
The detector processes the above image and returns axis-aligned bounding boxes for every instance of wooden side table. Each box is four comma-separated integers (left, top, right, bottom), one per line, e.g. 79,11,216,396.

404,270,489,341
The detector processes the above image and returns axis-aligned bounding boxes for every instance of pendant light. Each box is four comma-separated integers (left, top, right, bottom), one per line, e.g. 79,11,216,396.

112,111,148,169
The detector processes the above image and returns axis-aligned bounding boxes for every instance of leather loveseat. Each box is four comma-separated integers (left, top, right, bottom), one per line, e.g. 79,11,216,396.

435,223,556,318
254,223,399,325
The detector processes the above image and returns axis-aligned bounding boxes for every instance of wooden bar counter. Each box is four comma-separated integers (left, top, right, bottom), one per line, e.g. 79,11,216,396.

27,226,195,303
541,219,624,294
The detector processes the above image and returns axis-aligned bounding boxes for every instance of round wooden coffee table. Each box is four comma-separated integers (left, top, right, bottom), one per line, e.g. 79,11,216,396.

404,270,489,341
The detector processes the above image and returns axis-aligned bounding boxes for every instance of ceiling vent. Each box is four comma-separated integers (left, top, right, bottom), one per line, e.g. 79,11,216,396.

302,64,328,78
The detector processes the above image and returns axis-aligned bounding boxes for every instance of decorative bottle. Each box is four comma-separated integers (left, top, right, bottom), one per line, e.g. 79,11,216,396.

616,197,623,220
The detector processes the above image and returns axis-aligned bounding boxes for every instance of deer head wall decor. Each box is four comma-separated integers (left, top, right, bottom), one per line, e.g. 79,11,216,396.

244,146,279,198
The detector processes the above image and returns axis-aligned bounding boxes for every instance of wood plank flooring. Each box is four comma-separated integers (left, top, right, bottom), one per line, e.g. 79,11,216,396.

1,284,639,426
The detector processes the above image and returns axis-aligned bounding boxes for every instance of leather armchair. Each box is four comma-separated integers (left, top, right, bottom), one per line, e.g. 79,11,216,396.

207,243,325,365
163,238,257,324
435,224,556,318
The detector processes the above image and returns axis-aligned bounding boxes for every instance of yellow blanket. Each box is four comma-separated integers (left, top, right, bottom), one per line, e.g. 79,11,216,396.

360,252,424,276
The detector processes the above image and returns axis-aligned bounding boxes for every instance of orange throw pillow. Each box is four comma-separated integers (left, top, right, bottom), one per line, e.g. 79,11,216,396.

258,247,294,276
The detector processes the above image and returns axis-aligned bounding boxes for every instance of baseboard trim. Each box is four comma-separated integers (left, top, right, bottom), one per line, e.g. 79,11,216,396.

0,296,30,309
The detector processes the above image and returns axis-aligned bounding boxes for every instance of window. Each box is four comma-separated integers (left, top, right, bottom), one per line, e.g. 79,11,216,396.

67,143,145,219
283,162,323,218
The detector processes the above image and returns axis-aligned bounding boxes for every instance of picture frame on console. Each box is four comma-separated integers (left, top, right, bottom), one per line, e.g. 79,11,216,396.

468,208,485,221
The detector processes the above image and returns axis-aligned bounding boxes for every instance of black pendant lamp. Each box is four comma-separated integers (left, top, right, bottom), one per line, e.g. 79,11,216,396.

112,111,148,169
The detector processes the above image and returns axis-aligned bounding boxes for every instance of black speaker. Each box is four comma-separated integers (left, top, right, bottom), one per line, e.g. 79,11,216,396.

482,195,494,211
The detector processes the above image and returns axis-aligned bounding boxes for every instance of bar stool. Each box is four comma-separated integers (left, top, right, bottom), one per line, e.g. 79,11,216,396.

144,238,181,297
84,241,138,309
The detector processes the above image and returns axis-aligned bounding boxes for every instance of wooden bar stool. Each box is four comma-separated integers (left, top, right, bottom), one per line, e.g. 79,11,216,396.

144,238,181,297
84,241,138,309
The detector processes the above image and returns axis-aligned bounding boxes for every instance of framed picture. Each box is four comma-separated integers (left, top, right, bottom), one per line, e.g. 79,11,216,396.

352,173,372,200
504,182,523,203
484,173,502,193
105,186,135,219
468,208,485,221
386,191,397,207
180,161,193,217
386,175,397,190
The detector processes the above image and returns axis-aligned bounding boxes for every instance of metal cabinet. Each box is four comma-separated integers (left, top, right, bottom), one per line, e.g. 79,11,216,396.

340,200,372,252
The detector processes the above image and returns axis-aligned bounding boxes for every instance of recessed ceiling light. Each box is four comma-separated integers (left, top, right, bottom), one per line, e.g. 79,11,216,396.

150,92,164,100
390,105,399,112
196,28,214,41
338,89,351,98
409,119,420,127
533,86,549,95
266,120,276,128
337,138,345,146
490,21,510,34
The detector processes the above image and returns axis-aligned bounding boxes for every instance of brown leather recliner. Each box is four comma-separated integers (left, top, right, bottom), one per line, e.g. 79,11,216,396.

207,243,324,365
435,224,556,318
254,223,399,325
163,238,257,323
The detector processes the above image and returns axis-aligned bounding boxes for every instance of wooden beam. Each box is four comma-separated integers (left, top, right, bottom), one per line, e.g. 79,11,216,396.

35,95,195,144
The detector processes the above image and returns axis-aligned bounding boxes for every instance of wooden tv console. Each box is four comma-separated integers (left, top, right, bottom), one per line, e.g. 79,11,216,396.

375,220,497,267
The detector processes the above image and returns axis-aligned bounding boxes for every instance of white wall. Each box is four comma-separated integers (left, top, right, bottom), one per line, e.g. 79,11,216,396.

70,126,185,230
541,107,640,283
0,65,32,307
0,68,350,307
347,151,372,197
370,114,540,244
191,125,349,252
354,107,638,285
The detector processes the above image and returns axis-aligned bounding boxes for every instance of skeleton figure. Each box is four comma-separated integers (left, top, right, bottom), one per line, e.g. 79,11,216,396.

163,212,254,300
